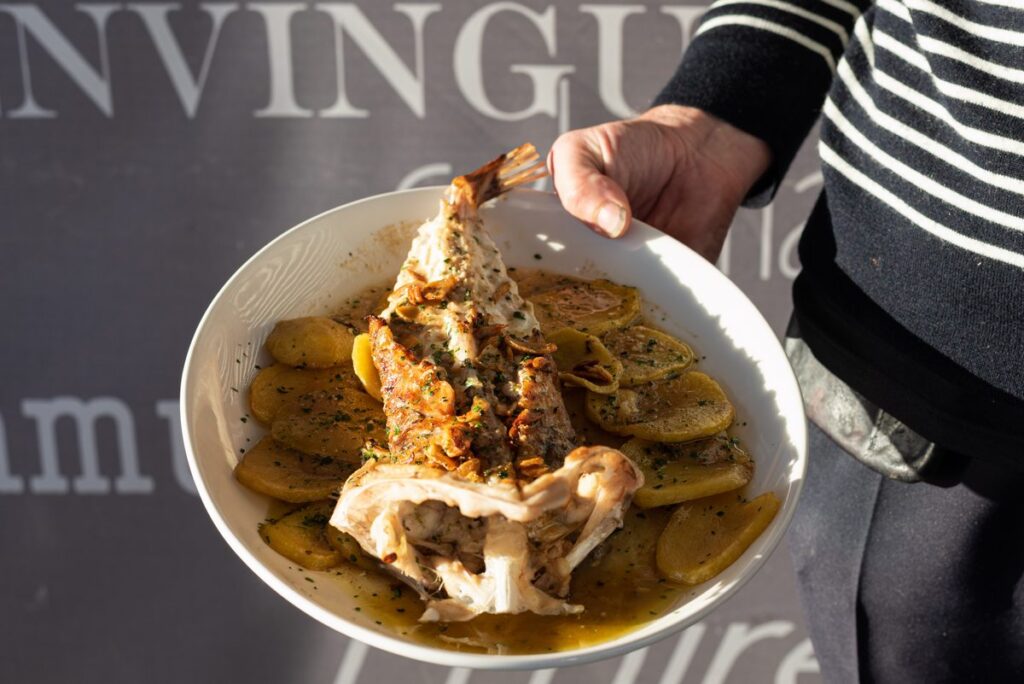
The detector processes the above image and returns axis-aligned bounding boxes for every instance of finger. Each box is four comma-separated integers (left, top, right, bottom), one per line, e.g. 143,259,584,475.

548,131,633,238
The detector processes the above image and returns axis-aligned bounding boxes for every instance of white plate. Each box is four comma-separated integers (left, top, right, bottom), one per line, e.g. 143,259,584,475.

181,188,807,670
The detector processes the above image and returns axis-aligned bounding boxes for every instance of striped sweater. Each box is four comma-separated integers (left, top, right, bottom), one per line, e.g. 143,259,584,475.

656,0,1024,458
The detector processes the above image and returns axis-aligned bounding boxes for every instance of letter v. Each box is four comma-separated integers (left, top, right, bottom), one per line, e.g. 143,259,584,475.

128,3,238,118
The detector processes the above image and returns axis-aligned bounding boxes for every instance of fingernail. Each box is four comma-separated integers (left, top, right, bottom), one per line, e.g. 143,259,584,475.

595,202,627,237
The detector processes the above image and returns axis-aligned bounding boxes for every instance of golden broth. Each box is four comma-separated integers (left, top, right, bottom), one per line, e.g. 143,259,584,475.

255,271,727,654
305,507,688,655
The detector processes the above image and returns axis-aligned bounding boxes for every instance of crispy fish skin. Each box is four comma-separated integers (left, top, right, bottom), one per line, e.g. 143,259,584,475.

368,316,503,475
510,355,576,469
332,144,642,621
373,144,573,480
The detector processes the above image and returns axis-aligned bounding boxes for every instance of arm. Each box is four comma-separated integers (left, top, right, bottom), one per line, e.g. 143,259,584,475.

550,0,871,259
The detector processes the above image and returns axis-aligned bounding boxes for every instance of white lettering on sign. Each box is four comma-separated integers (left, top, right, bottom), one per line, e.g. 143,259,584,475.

703,620,795,684
442,667,471,684
21,397,154,494
1,3,117,118
780,170,823,279
658,623,707,684
318,3,441,119
128,2,237,118
780,222,804,280
250,2,314,118
328,625,817,684
453,3,574,121
155,399,197,495
760,206,775,282
579,4,646,118
0,413,24,494
526,669,556,684
396,163,454,190
611,647,649,684
0,3,709,121
715,197,817,284
776,638,820,684
717,230,733,278
332,639,370,684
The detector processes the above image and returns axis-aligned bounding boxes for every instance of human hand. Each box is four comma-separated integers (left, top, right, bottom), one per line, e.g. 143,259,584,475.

547,105,771,261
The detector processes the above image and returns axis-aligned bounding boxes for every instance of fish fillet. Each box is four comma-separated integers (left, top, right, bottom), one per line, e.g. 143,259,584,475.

330,144,642,621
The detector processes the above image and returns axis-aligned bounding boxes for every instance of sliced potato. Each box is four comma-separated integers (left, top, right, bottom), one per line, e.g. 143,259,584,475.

577,506,674,585
351,333,382,401
548,328,622,394
621,436,752,509
259,500,342,570
271,390,387,461
325,526,380,572
562,388,626,449
266,317,355,368
602,325,694,386
249,364,360,424
510,270,569,299
656,491,781,584
235,436,355,503
585,371,734,442
529,278,640,336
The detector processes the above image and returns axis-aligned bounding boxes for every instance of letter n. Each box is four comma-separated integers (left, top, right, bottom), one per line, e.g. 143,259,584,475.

0,4,119,118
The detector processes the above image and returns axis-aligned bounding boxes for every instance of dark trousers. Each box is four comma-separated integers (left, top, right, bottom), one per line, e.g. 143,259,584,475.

789,424,1024,683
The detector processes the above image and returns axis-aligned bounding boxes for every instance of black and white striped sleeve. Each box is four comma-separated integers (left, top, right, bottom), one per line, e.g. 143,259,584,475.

653,0,872,205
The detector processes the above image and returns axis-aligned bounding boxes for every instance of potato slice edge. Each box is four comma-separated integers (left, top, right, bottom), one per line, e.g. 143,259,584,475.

656,491,781,585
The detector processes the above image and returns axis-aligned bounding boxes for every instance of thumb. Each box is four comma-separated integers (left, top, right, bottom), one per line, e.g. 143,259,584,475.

547,132,633,238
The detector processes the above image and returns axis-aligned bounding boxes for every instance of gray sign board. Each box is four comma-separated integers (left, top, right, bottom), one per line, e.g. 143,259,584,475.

0,3,821,682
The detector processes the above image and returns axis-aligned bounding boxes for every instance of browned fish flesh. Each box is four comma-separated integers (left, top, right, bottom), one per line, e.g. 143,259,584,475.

331,144,642,621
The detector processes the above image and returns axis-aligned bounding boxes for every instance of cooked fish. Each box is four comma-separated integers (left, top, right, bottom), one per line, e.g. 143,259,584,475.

330,144,642,621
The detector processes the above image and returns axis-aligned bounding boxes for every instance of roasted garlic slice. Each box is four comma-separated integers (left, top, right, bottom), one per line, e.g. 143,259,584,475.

549,328,623,394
